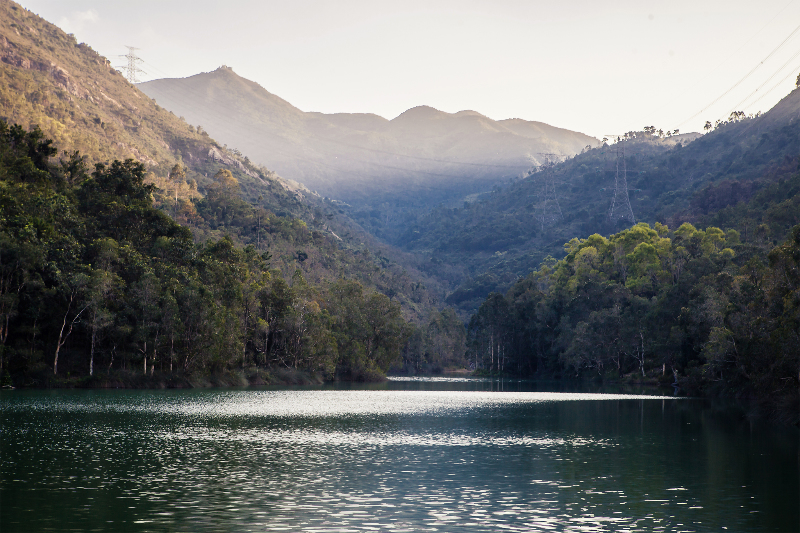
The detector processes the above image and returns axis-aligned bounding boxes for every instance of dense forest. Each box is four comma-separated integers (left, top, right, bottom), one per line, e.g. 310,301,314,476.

0,121,470,387
0,0,475,385
468,218,800,418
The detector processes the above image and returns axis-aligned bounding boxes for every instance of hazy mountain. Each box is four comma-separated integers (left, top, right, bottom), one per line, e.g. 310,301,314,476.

138,67,599,204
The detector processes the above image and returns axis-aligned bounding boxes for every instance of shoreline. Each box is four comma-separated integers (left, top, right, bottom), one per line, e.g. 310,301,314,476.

4,367,336,390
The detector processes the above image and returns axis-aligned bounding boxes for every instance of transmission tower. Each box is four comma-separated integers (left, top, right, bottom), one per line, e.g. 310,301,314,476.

608,143,635,226
117,46,146,83
534,153,563,232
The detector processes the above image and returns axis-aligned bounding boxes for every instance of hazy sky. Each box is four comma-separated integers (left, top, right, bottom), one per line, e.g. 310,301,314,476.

17,0,800,138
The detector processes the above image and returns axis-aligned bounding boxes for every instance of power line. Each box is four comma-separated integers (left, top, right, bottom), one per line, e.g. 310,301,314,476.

651,0,796,116
738,68,800,115
676,20,800,129
138,57,171,80
729,47,800,113
740,59,800,112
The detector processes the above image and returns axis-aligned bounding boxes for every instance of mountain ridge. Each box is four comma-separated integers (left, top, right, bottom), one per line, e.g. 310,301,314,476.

138,67,599,203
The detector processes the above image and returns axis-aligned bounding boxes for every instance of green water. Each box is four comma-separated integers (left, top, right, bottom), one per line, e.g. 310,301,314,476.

1,378,798,532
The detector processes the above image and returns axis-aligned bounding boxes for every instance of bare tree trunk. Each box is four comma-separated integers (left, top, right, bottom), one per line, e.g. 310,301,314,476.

490,330,494,374
89,320,96,376
639,331,646,377
0,314,10,376
152,329,159,376
54,292,87,375
53,297,73,375
108,344,115,372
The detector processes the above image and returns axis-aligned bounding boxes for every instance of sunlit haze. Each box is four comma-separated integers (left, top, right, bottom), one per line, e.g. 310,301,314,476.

15,0,800,140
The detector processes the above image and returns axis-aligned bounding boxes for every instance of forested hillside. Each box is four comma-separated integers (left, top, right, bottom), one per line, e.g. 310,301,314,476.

138,68,600,256
3,0,800,404
467,219,800,420
0,1,340,233
0,121,437,385
0,2,280,189
461,87,800,419
0,1,470,383
0,0,467,322
401,90,800,314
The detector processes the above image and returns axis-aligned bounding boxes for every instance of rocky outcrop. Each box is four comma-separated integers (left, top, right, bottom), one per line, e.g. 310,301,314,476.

207,146,260,179
1,35,86,99
113,142,157,167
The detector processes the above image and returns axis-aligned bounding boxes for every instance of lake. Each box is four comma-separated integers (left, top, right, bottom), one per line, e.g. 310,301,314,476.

1,378,798,532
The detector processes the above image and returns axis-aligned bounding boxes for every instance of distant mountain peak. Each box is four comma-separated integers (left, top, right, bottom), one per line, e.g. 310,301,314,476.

392,105,447,121
138,71,599,202
453,110,487,118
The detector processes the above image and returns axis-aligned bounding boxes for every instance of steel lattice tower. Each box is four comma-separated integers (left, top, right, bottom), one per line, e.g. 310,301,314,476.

609,144,635,225
118,46,145,83
535,154,563,232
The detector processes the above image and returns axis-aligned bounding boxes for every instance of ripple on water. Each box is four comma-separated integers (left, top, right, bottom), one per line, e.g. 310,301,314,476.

1,388,794,533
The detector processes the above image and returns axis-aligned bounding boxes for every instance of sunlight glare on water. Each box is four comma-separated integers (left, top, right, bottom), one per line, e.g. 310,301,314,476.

1,380,797,532
8,388,675,417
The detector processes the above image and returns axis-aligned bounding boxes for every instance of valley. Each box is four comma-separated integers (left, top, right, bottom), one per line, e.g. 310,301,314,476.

2,2,800,531
1,0,800,420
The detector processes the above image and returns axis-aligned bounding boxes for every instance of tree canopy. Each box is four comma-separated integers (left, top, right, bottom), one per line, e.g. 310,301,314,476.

0,121,415,385
467,219,800,419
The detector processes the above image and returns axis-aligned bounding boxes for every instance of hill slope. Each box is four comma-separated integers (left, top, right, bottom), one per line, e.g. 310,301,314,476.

399,87,800,313
138,68,598,205
0,1,324,217
460,94,800,417
0,0,454,325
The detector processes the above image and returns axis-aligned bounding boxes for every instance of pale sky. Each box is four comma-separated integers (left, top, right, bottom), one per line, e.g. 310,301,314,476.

17,0,800,139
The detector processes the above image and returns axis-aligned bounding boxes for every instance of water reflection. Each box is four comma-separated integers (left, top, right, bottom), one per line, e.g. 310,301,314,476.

1,381,797,532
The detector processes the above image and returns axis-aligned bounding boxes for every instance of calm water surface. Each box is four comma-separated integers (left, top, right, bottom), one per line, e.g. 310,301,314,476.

1,378,798,532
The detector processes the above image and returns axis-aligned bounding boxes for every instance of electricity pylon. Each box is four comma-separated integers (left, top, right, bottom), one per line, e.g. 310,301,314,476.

117,46,146,83
535,153,563,232
608,143,635,225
